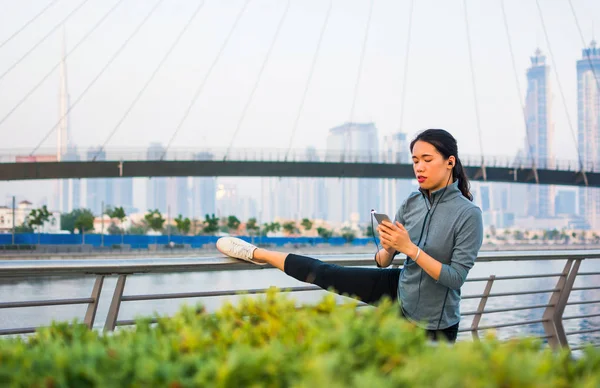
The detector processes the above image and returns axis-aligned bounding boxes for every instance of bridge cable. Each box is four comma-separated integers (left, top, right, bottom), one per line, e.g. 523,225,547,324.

30,0,165,156
0,0,126,131
0,0,91,83
161,0,253,161
0,0,60,51
462,0,486,178
499,0,537,179
567,0,600,93
344,0,375,157
93,0,206,161
223,0,292,161
284,0,333,162
535,0,585,178
397,0,415,135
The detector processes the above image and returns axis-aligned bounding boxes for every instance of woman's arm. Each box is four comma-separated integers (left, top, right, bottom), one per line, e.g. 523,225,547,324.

375,199,408,268
374,247,396,267
378,207,483,289
404,244,441,280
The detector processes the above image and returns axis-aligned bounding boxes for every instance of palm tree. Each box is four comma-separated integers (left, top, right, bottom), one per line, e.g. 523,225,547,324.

300,218,313,232
106,206,127,245
26,205,51,245
174,214,191,235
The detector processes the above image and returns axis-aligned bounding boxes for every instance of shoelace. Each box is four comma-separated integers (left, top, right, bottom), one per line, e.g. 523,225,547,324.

231,241,252,259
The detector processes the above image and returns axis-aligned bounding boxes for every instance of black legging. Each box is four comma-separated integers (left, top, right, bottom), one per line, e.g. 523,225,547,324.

284,253,459,343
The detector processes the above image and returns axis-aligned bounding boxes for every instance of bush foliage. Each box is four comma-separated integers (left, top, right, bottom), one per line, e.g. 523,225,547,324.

0,289,598,387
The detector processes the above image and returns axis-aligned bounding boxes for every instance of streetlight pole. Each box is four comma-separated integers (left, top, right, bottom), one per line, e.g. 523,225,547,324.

101,201,104,247
11,196,15,245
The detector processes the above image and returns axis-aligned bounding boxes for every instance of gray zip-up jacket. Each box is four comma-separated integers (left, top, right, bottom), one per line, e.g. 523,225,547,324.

394,180,483,330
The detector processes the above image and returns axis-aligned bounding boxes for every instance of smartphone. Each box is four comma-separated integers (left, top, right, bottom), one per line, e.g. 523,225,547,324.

371,211,391,225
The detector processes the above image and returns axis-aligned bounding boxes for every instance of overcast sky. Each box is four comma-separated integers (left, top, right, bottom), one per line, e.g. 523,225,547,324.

0,0,598,206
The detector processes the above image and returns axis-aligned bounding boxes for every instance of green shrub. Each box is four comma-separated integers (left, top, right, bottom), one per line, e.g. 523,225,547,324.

0,289,598,387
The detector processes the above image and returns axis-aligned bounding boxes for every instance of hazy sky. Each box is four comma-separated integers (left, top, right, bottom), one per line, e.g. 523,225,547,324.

0,0,598,207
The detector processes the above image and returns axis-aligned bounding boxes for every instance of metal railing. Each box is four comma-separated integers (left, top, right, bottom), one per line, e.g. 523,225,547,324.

0,250,598,351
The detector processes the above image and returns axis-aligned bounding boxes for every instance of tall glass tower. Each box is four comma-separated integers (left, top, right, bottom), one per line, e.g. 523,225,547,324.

524,49,554,218
577,41,600,229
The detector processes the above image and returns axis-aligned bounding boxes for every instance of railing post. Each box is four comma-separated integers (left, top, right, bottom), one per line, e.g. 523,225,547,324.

554,259,582,348
104,275,127,332
542,259,573,349
471,275,495,340
84,275,104,329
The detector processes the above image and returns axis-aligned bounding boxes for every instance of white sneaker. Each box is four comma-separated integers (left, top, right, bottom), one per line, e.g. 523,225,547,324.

216,237,265,265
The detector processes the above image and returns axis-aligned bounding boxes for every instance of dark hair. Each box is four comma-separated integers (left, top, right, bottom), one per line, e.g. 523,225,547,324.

409,128,473,201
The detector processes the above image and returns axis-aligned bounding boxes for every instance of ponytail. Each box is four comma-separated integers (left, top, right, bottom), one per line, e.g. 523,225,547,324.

453,157,472,201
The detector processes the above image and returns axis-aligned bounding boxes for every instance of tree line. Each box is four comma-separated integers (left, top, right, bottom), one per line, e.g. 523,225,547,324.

15,206,350,241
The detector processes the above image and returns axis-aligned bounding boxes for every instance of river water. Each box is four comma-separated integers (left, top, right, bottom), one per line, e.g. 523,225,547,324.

0,254,598,350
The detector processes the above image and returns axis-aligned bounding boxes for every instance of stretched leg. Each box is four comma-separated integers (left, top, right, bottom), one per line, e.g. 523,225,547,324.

256,250,400,305
217,237,400,305
252,248,287,270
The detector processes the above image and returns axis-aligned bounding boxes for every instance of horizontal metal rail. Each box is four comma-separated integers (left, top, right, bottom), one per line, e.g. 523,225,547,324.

121,286,321,302
462,303,553,316
567,299,600,306
462,289,559,299
571,286,600,291
0,250,599,278
565,328,600,336
459,318,548,332
563,313,600,320
0,298,93,309
571,344,600,351
0,327,37,335
0,251,597,353
466,273,563,282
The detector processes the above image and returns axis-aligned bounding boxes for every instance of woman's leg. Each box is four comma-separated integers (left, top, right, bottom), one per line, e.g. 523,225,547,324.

252,248,287,270
253,248,400,305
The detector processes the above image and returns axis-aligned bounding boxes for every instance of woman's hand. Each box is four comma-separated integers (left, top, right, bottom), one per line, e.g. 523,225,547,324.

377,220,417,257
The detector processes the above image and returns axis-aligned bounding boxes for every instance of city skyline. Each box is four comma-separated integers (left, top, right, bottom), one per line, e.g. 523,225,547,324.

0,1,598,155
1,1,600,230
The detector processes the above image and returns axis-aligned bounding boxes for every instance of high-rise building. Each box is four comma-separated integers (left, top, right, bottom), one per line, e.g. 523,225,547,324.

381,132,413,215
577,41,600,229
555,189,577,216
302,147,327,220
112,178,134,214
168,177,189,217
326,122,379,224
191,152,216,220
259,147,327,223
524,49,554,218
479,185,491,212
86,147,109,215
146,143,168,213
54,29,81,213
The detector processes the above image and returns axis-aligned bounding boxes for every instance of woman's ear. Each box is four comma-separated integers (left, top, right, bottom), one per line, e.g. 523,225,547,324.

448,156,456,169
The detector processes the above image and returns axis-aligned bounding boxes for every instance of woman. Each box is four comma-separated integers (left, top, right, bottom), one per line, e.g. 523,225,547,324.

216,129,483,342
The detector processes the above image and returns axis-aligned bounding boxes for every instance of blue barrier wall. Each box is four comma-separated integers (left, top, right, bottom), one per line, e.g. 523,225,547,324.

0,233,373,249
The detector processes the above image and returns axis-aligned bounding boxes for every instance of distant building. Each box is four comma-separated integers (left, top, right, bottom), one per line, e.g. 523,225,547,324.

191,152,216,220
555,189,577,216
381,132,413,215
0,201,61,233
524,49,554,218
146,143,168,214
326,122,379,223
577,41,600,229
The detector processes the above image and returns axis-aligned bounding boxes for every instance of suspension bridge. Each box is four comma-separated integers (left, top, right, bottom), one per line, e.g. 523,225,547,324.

0,0,598,188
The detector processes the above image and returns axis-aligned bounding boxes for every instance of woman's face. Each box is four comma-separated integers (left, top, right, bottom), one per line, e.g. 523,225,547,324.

411,140,453,192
